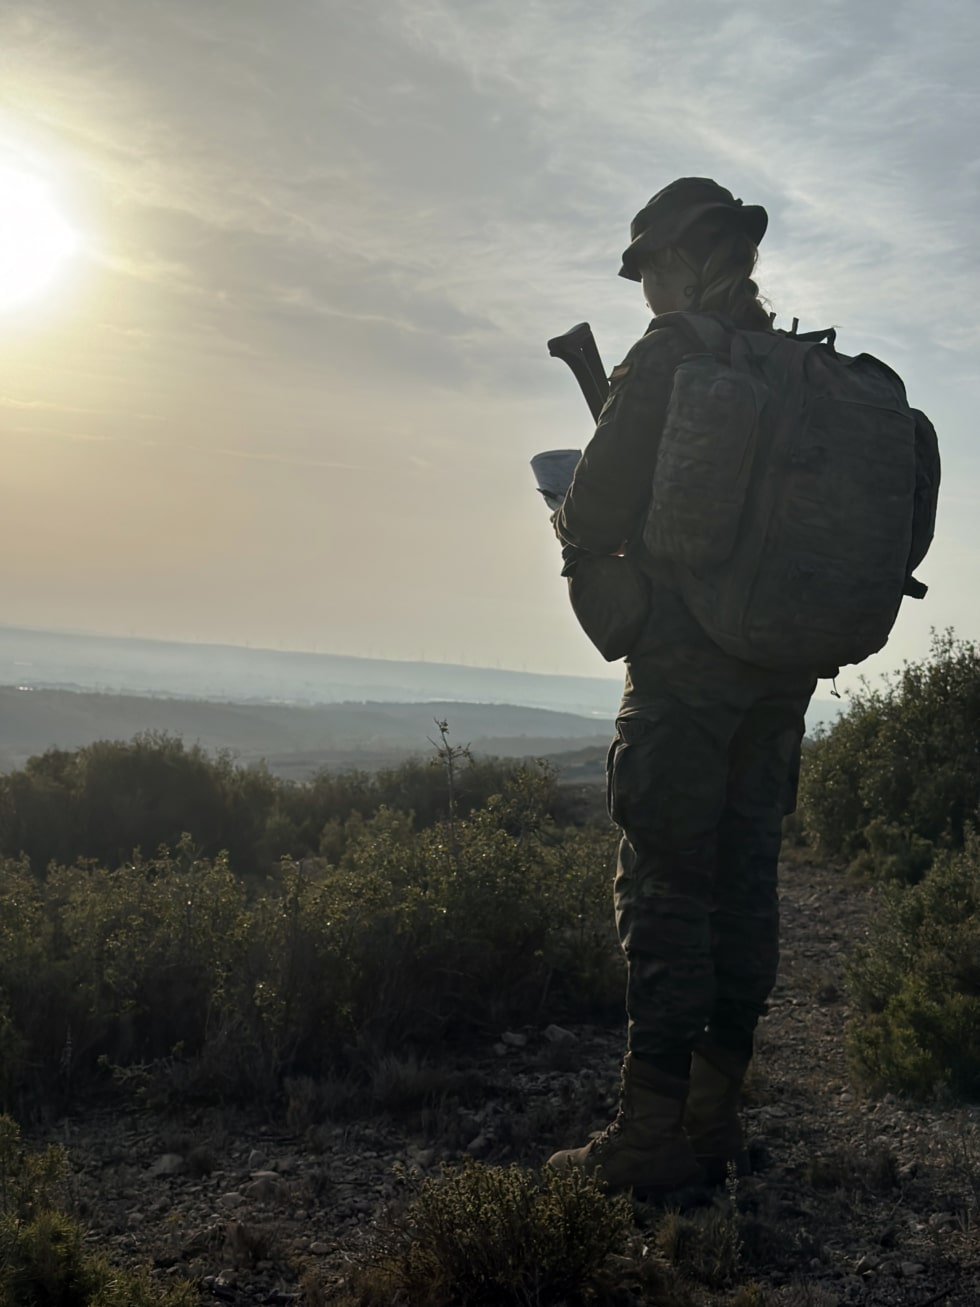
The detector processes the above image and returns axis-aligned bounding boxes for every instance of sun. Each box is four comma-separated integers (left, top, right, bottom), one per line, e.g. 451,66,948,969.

0,164,79,312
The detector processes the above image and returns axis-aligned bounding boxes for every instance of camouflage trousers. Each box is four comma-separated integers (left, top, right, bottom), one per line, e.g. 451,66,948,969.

606,686,812,1075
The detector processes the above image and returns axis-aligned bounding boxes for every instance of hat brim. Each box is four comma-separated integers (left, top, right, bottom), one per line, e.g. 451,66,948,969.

618,201,769,282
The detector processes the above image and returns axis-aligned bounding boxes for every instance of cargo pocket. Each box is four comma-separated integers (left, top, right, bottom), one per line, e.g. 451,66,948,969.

606,714,653,828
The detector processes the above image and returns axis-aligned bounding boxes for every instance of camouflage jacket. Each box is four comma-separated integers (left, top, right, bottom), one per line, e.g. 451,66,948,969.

556,317,818,709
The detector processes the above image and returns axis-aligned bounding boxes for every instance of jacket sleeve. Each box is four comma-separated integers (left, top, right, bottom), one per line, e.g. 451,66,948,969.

555,324,683,556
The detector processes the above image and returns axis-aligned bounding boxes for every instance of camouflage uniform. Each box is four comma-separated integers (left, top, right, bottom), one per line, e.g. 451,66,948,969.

557,316,817,1078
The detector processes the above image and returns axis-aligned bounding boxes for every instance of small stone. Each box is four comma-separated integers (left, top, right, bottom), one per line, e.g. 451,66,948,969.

218,1192,245,1208
309,1241,331,1255
215,1269,237,1288
855,1252,880,1273
493,1043,508,1057
149,1153,186,1178
244,1174,291,1205
466,1134,491,1158
247,1149,268,1171
501,1031,527,1047
127,1210,144,1227
223,1221,256,1265
544,1024,576,1044
900,1262,925,1278
414,1148,436,1169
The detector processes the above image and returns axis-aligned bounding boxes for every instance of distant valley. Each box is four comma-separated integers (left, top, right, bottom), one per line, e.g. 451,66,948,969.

0,686,614,779
0,625,842,779
0,624,623,715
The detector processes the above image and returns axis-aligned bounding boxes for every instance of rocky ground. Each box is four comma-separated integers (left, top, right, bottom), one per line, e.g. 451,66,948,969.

33,856,980,1305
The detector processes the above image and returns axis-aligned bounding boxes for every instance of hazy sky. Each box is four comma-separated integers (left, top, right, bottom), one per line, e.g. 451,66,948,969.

1,0,977,687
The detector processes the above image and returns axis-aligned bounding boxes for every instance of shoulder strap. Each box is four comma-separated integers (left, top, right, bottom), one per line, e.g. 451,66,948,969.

652,310,736,358
780,322,838,349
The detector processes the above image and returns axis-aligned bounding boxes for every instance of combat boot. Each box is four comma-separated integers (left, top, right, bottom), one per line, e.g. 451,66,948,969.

547,1053,703,1199
684,1039,752,1185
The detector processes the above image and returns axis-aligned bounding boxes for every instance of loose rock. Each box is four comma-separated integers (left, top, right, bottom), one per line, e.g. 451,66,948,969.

148,1153,186,1178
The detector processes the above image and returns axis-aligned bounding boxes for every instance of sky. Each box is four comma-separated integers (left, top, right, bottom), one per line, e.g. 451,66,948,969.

0,0,977,690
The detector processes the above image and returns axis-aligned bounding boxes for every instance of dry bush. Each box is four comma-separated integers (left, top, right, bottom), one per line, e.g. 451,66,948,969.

322,1159,632,1307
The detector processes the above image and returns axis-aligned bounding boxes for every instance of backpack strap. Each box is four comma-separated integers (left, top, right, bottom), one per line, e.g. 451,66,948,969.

665,312,832,368
785,324,838,350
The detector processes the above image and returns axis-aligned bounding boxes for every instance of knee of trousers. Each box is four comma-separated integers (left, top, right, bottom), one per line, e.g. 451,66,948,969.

626,952,717,1053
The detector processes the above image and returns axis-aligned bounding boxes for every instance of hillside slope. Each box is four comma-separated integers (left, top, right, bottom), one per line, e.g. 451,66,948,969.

46,856,980,1305
0,686,612,776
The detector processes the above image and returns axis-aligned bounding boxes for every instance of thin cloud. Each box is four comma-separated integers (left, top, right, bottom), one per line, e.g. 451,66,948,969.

386,0,980,353
0,0,975,676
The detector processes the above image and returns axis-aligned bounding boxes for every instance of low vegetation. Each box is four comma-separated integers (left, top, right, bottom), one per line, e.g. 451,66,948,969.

0,729,574,881
5,630,980,1301
795,629,980,1099
0,747,621,1109
798,629,980,883
0,1115,195,1306
314,1160,636,1307
846,834,980,1098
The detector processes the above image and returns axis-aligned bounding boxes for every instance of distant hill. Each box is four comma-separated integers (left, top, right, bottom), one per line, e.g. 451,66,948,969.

0,624,622,718
0,687,614,778
0,626,843,777
0,625,842,721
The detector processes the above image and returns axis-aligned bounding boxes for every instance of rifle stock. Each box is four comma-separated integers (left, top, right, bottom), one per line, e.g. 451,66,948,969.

547,322,609,423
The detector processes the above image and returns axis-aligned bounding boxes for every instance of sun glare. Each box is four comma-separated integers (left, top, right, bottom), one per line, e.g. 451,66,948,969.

0,164,79,312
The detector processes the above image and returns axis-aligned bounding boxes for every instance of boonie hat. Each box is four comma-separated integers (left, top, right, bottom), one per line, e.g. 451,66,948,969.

619,177,768,282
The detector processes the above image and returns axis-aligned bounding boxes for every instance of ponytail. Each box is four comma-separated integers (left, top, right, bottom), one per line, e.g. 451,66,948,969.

677,222,773,330
636,220,774,330
695,231,771,329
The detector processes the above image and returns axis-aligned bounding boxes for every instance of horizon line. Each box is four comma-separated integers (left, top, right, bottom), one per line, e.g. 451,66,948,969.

0,621,623,685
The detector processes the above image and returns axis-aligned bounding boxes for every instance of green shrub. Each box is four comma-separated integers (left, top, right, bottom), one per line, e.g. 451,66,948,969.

0,734,566,881
799,630,980,880
0,768,620,1106
0,734,277,879
220,780,621,1078
332,1159,631,1307
0,860,48,1104
48,840,249,1077
846,833,980,1098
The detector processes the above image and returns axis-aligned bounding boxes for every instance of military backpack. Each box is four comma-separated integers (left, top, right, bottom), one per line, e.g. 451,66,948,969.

642,312,940,673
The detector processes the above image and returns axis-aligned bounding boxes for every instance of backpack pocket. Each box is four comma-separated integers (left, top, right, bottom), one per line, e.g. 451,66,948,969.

563,551,651,661
643,355,768,570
